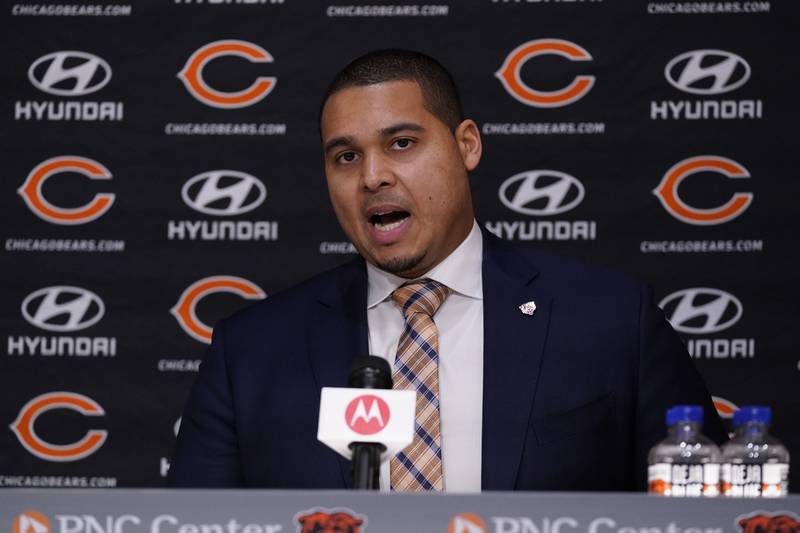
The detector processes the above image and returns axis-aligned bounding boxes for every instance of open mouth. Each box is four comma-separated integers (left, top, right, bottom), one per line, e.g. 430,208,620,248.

368,210,410,232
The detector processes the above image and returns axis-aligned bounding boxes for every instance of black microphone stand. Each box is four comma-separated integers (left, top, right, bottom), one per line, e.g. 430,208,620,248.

349,441,385,490
348,356,392,490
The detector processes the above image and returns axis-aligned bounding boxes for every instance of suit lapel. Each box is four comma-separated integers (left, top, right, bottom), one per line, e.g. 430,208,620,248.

304,237,552,491
306,257,369,489
481,233,552,490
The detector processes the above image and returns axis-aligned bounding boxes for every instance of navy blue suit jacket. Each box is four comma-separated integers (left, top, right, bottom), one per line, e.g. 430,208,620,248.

169,232,727,490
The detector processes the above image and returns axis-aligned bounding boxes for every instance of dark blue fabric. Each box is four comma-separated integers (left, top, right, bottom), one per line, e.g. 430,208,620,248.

168,231,727,490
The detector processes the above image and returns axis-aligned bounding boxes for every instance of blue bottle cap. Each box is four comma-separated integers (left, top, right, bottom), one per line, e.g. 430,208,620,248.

733,406,771,427
666,405,703,426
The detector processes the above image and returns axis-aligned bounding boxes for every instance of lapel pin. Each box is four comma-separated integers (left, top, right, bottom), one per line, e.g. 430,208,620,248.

519,301,536,316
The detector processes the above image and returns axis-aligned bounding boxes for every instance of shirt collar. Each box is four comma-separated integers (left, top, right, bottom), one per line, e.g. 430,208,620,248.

366,220,483,309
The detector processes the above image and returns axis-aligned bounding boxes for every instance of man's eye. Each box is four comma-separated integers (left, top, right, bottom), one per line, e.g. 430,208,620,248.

391,138,414,150
337,151,358,163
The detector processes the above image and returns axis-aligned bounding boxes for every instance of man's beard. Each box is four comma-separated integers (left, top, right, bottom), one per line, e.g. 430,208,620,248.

375,253,426,278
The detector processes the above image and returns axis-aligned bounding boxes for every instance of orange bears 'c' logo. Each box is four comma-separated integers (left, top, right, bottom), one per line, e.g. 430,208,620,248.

178,40,276,109
171,275,266,343
713,396,740,419
496,39,595,108
737,512,800,533
18,156,114,225
13,510,51,533
295,509,366,533
9,392,107,462
653,155,753,226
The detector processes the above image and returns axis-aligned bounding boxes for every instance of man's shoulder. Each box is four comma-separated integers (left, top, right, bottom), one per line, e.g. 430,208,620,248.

529,248,641,291
484,230,645,296
220,257,364,332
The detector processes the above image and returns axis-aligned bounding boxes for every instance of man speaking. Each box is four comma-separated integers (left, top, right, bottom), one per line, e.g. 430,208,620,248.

168,49,726,491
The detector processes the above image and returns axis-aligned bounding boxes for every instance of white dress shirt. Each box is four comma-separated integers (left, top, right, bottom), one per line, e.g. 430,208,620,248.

366,220,484,492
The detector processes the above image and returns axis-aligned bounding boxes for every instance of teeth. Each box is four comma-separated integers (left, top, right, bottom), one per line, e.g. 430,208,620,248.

374,217,407,232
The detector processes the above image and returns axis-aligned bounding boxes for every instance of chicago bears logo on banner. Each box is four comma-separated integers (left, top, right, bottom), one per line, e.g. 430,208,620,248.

10,392,107,462
448,513,487,533
653,156,752,225
294,508,366,533
21,286,105,332
736,511,800,533
178,40,276,109
171,275,266,343
665,50,750,96
182,170,266,216
496,39,594,108
28,51,111,97
713,396,740,419
13,511,51,533
18,156,114,225
499,170,585,216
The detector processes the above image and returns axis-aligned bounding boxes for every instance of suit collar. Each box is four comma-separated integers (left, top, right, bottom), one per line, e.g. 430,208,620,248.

316,256,367,312
310,257,369,489
480,228,552,490
309,230,553,492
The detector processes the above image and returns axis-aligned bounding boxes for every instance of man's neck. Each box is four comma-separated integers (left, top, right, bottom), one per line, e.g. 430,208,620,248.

366,220,483,307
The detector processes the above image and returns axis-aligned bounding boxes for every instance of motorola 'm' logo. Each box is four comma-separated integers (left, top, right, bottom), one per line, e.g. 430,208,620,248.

345,395,390,436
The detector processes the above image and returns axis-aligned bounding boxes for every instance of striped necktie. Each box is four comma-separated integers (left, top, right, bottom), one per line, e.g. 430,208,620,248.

390,278,451,491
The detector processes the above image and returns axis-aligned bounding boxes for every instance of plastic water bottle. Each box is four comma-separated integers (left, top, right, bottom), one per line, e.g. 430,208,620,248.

721,406,790,497
648,405,721,497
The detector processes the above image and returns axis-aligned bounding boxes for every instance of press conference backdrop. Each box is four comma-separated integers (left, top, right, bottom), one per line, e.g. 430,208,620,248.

1,0,798,490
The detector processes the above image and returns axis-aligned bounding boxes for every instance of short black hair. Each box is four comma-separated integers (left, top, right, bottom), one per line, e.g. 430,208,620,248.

321,49,464,131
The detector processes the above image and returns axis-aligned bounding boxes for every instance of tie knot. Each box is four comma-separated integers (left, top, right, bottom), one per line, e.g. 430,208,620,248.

391,278,451,319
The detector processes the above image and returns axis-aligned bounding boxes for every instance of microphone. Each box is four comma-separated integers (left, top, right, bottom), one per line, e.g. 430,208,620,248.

348,356,392,490
348,355,392,389
317,355,415,490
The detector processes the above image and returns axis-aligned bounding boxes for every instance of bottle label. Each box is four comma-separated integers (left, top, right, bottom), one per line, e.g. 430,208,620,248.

721,463,789,497
648,463,671,495
704,463,720,497
648,462,719,497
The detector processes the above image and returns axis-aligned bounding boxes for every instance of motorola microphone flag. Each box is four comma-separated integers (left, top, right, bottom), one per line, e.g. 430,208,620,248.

317,387,415,461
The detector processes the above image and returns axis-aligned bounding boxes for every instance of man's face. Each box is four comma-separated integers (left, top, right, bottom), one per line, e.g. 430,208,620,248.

321,80,481,278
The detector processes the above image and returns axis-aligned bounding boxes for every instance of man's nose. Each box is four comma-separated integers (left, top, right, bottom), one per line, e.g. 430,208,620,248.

361,152,396,191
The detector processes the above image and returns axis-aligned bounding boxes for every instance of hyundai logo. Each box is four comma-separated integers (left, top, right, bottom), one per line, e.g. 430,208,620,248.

22,286,105,332
181,170,266,216
660,287,743,334
499,170,585,216
665,50,750,96
28,51,112,97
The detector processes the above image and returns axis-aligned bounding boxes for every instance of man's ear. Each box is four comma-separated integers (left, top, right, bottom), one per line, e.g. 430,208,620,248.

455,119,482,171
